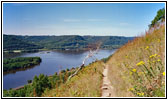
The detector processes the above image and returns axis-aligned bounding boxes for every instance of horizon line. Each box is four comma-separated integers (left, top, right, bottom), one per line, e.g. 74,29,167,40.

3,34,136,37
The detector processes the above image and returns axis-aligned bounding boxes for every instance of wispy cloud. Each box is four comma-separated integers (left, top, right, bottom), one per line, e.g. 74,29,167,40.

87,19,106,22
63,19,81,22
63,18,106,23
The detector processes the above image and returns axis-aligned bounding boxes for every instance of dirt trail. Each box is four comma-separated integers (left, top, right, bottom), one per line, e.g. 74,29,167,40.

101,64,115,97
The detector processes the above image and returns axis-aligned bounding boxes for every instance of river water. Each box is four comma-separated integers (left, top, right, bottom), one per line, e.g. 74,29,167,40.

3,49,116,90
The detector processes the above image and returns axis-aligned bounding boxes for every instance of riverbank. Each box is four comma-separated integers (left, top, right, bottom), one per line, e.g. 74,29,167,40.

3,66,79,96
42,61,104,97
3,49,116,90
11,74,58,90
3,48,117,54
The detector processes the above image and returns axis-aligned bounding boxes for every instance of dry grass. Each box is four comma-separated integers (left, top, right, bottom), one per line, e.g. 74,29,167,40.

107,24,165,97
42,24,165,97
42,61,104,97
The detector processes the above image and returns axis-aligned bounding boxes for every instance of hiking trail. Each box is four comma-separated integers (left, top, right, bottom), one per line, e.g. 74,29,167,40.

101,64,116,97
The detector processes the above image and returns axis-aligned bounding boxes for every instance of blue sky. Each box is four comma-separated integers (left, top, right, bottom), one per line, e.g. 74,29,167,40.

3,3,165,36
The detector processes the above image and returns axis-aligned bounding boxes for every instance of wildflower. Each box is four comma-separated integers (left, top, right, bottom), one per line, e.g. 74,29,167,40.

141,92,144,96
149,55,153,58
136,61,145,66
128,88,134,91
154,54,157,57
137,92,144,96
149,54,158,58
147,60,150,63
153,61,156,63
132,69,137,72
158,39,161,43
163,72,165,76
145,46,149,50
137,93,140,96
157,59,161,62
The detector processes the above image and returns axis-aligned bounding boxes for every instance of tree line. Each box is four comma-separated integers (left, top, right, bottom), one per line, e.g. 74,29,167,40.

3,35,134,51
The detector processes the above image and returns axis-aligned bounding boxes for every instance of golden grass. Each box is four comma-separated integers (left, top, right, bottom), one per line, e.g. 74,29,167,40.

107,25,165,97
42,61,104,97
42,24,165,97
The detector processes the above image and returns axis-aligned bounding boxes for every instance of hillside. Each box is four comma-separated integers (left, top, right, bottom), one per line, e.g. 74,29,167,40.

3,35,42,51
42,24,165,97
3,35,134,51
3,61,105,97
42,61,104,97
106,24,165,97
3,19,165,98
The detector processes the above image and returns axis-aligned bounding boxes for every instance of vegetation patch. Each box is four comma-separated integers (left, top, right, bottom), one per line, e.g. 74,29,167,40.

3,35,134,51
3,57,41,73
3,61,104,97
42,61,104,97
3,67,77,97
106,23,165,97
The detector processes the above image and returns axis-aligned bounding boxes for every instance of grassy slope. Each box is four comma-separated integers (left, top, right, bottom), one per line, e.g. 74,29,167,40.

107,25,165,97
42,61,104,97
42,25,165,97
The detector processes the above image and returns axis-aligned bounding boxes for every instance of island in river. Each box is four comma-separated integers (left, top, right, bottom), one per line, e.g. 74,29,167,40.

3,57,41,74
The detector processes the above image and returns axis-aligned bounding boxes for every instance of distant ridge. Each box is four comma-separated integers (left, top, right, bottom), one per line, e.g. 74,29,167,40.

3,35,134,51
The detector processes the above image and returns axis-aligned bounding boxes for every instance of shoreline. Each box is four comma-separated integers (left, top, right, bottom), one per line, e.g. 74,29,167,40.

3,48,118,54
3,49,116,91
5,74,54,91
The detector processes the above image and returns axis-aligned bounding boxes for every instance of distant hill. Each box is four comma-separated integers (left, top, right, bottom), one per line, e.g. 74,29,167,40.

3,35,134,51
3,35,43,51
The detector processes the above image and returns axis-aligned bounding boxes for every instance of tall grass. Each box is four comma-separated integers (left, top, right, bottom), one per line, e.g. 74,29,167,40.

107,24,165,97
42,61,104,97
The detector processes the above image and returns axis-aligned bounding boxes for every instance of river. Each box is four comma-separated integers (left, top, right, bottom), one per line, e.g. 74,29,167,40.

3,49,116,90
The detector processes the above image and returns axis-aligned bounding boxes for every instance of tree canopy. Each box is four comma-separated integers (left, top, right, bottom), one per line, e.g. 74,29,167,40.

3,57,41,72
149,8,165,28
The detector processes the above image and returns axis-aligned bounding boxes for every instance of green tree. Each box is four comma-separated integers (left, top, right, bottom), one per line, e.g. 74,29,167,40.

32,74,51,96
149,8,165,28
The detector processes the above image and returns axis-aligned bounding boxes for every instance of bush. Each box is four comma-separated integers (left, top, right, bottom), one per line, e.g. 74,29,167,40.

27,80,32,84
32,74,51,96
